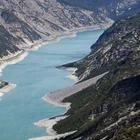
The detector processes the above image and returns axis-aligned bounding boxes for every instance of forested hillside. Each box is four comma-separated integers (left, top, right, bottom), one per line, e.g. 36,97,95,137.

54,13,140,140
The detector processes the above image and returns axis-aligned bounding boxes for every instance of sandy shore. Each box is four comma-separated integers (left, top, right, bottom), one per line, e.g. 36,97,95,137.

34,116,68,136
0,83,16,93
43,72,108,109
46,32,77,45
58,66,78,82
0,50,28,74
70,23,113,34
33,72,108,140
43,95,71,111
0,33,76,74
44,22,113,47
65,67,78,82
0,83,16,99
29,131,77,140
28,22,113,52
0,92,4,98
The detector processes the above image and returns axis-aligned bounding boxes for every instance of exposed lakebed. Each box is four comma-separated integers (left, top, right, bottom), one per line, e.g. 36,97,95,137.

0,29,103,140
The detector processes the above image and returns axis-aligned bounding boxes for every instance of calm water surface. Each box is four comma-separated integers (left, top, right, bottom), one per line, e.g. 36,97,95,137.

0,30,103,140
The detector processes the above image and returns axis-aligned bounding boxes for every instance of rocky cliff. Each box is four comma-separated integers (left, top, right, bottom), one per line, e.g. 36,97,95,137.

0,0,140,59
58,0,140,20
0,0,113,59
54,13,140,140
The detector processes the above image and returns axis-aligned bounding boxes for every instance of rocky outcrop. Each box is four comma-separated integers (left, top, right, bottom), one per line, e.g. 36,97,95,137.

0,0,139,59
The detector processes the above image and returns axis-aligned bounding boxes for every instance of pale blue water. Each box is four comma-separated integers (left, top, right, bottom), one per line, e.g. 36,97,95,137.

0,29,103,140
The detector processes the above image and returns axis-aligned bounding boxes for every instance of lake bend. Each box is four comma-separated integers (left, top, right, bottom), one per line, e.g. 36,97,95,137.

0,29,103,140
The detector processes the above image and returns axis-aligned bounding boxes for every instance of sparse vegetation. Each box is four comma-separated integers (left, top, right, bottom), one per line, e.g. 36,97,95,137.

54,13,140,140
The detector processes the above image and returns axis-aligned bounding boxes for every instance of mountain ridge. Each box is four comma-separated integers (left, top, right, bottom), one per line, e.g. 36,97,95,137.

0,0,140,59
0,0,113,59
53,13,140,140
0,1,140,139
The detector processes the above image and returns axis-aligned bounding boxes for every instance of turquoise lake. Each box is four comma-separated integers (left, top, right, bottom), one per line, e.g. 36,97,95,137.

0,29,103,140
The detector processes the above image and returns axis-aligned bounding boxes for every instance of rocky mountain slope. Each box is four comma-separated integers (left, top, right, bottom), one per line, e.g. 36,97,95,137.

58,0,140,20
54,13,140,140
65,13,140,81
0,0,140,59
0,0,139,139
0,0,113,59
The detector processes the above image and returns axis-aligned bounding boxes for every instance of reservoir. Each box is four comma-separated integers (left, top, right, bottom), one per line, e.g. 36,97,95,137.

0,29,103,140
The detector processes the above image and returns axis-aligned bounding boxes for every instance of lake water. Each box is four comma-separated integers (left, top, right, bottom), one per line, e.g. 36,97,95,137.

0,29,103,140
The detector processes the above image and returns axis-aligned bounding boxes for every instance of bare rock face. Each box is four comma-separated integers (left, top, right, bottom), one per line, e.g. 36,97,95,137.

0,0,113,58
0,0,139,58
58,0,140,19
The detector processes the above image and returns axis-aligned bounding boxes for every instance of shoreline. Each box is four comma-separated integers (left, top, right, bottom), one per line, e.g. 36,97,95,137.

28,24,112,140
34,116,68,136
33,72,108,140
0,92,4,99
43,72,108,109
0,23,111,99
0,83,16,99
58,66,79,82
0,23,112,73
0,50,28,74
0,22,112,74
45,22,112,47
0,23,112,139
29,131,77,140
64,67,79,82
42,95,71,111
